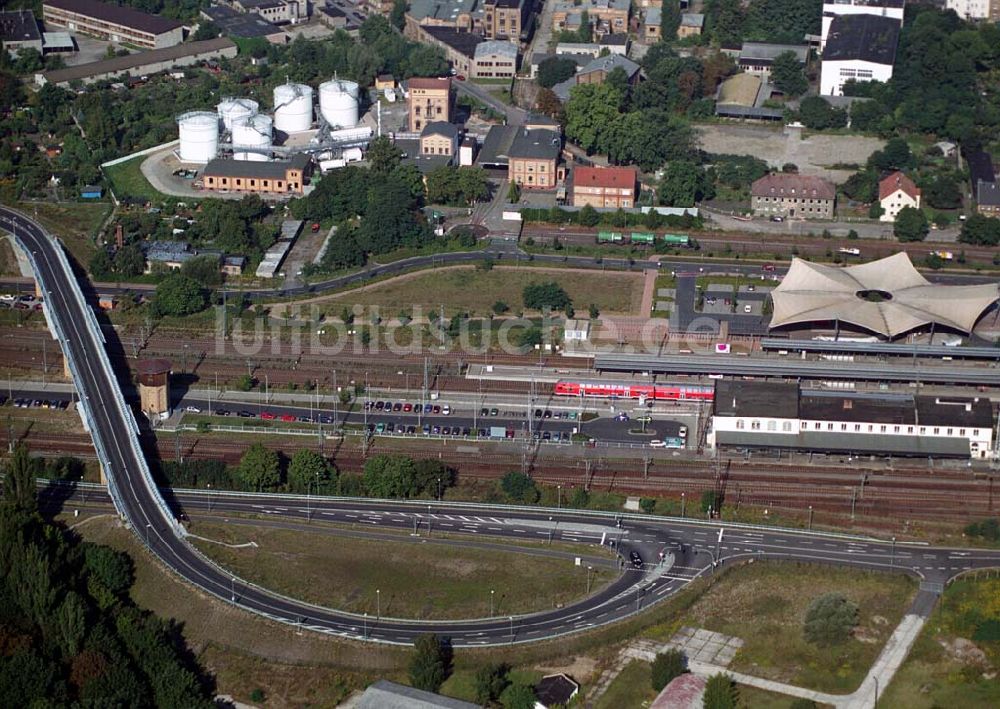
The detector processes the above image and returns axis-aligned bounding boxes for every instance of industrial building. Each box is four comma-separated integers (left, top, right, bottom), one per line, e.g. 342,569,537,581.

202,153,313,195
552,0,629,36
709,380,995,459
737,42,809,79
36,37,237,86
200,5,288,42
229,0,308,24
43,0,184,49
820,13,900,96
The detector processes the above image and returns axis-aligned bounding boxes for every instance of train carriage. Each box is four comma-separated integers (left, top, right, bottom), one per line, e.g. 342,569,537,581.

554,379,714,401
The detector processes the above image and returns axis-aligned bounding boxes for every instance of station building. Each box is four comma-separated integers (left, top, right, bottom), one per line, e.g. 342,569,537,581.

708,380,995,459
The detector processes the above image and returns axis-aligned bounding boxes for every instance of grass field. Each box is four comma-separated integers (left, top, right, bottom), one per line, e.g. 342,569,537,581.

311,265,644,317
0,237,21,276
188,519,617,619
103,155,168,202
595,659,657,709
881,574,1000,708
12,200,111,266
643,562,917,694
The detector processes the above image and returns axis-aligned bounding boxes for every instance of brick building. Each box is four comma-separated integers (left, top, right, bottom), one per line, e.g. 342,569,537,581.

508,128,562,189
202,154,312,195
572,166,637,208
751,173,836,219
407,76,452,132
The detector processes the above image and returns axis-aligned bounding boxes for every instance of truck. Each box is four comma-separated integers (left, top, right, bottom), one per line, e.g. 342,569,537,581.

930,250,954,261
662,233,689,247
629,231,655,245
597,231,624,244
838,247,861,256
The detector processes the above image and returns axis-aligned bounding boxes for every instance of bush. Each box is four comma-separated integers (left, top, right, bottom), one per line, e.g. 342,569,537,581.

703,673,738,709
499,471,539,504
651,648,686,690
640,497,656,514
409,634,451,692
965,518,1000,542
523,282,572,311
804,592,859,645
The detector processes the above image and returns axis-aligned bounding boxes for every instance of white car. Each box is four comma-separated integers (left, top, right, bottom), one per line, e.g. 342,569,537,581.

743,304,752,313
649,440,666,448
441,405,451,416
679,426,688,438
184,405,201,413
0,294,15,302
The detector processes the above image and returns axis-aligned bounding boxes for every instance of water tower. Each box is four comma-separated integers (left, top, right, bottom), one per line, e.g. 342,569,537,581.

136,359,171,417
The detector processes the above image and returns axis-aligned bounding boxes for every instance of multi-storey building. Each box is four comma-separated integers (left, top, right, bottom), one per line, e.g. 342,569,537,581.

820,12,899,96
751,173,836,219
483,0,530,40
231,0,307,24
820,0,904,50
407,77,452,132
709,380,995,460
572,166,637,208
508,128,562,189
420,121,459,157
552,0,629,36
43,0,183,49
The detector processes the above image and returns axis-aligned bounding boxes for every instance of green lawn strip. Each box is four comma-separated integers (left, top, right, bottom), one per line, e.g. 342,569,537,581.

102,155,169,202
187,519,617,620
10,200,110,265
880,575,1000,708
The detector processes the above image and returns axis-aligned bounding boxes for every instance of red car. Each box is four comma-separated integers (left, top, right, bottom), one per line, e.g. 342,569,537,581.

311,222,320,233
280,414,296,422
456,75,466,81
403,403,413,412
260,411,276,420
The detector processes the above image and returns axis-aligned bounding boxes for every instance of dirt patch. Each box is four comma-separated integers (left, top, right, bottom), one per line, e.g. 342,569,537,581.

939,637,990,668
535,655,600,683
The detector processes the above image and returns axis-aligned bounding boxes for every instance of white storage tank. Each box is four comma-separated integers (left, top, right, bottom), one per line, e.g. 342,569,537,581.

217,97,259,132
176,111,219,164
273,83,314,133
232,113,273,162
319,79,359,129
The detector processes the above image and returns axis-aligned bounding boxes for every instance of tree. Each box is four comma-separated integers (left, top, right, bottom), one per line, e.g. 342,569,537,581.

180,254,223,287
658,160,714,207
493,300,509,314
500,683,537,709
523,282,572,311
537,56,578,88
235,374,254,392
578,203,600,227
701,489,723,515
703,673,738,709
192,21,219,41
84,544,133,595
287,449,333,493
236,443,281,491
152,274,206,318
363,454,417,498
570,487,590,508
869,137,914,172
367,136,404,175
113,243,146,278
3,442,37,513
507,180,520,204
651,648,687,690
390,0,406,29
789,700,818,709
640,497,656,514
413,459,455,497
959,214,1000,246
770,51,808,96
500,471,540,503
589,303,600,319
409,634,450,692
894,206,928,242
535,87,563,118
797,96,847,130
474,662,511,704
803,592,859,645
922,175,961,209
89,249,114,280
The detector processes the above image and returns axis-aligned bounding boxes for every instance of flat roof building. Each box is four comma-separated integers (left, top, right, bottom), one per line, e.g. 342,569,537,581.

36,37,237,86
0,9,43,56
201,6,288,42
43,0,184,49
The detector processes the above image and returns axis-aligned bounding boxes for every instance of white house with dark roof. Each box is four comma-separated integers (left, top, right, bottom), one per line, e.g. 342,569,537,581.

820,12,900,95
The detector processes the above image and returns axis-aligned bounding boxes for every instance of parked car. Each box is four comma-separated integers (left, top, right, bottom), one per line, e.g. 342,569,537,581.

441,405,451,415
184,405,201,413
238,410,254,418
403,403,413,412
280,414,296,422
261,412,276,420
392,402,402,412
649,440,665,448
490,408,499,417
216,409,231,416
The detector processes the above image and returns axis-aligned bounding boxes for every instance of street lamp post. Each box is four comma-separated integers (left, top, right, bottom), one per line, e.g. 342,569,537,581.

557,484,562,508
681,492,685,517
207,483,212,512
145,523,152,546
587,565,593,594
509,615,514,644
890,537,896,568
376,588,381,620
808,505,813,530
437,477,442,501
231,577,235,603
490,589,495,616
363,612,368,639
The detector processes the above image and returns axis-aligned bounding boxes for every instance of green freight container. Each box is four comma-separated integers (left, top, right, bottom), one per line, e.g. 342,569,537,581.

597,231,624,243
630,232,655,244
662,234,690,246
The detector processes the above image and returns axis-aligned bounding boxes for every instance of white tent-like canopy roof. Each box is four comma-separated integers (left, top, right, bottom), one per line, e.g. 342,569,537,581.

770,253,999,338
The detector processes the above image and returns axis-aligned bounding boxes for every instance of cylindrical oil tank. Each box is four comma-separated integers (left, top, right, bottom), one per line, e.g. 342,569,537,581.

273,83,314,133
176,111,219,163
318,79,359,129
217,97,259,132
232,113,272,162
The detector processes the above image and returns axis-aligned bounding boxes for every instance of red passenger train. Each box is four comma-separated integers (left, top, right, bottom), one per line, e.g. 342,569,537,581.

553,380,715,401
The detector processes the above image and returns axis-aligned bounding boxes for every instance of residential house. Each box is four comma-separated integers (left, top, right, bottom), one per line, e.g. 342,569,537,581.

820,13,900,96
420,121,459,157
221,255,247,276
508,128,562,189
978,180,1000,216
642,6,661,42
677,13,704,38
534,674,580,709
751,173,836,219
407,76,452,132
572,165,637,208
552,53,641,101
878,171,921,222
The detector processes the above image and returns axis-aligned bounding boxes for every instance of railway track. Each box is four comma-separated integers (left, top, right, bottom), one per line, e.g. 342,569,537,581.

9,429,995,524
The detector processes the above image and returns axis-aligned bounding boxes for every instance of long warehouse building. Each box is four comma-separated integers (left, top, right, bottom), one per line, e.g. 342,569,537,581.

43,0,184,49
709,380,994,459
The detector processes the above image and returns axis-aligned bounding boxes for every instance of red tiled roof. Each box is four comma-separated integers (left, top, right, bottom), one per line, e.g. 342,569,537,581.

574,166,637,190
751,173,836,200
407,76,451,90
879,171,921,201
